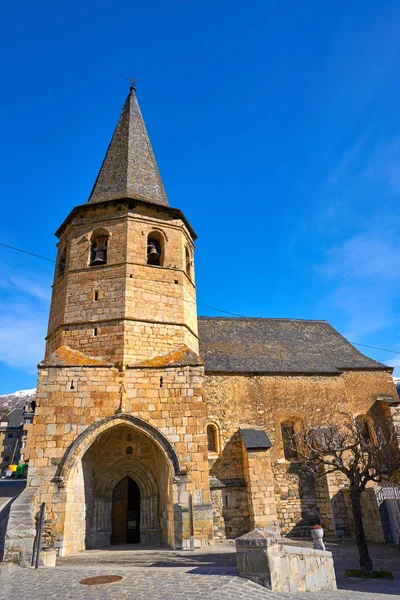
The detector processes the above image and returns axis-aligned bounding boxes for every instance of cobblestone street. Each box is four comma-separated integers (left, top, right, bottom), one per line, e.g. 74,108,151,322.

1,540,399,600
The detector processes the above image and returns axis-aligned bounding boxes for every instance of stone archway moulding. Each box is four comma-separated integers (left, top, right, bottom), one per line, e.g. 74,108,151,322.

54,413,185,485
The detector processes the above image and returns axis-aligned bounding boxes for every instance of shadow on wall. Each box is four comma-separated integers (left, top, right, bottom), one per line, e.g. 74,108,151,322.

209,432,252,539
0,481,27,561
173,503,184,549
330,490,350,538
280,462,320,537
0,500,13,561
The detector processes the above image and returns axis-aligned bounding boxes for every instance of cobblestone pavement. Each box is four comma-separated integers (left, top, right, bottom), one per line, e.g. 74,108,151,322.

1,540,399,600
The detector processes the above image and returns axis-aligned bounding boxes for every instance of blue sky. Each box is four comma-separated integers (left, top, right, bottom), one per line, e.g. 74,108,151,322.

1,1,400,393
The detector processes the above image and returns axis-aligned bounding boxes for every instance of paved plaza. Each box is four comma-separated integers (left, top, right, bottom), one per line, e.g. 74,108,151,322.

1,539,399,600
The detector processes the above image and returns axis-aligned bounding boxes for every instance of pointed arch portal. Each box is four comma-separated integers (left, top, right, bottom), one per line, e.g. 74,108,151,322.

58,414,185,554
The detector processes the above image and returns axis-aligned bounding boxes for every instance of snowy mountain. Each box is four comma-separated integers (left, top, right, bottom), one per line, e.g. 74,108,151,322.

0,388,37,412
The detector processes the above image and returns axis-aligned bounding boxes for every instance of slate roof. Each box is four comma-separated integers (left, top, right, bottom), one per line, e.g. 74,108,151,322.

197,317,389,374
88,86,169,207
239,428,273,449
6,408,24,428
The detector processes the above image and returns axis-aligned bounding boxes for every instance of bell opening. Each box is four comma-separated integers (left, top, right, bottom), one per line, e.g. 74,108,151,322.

90,234,108,267
147,237,161,266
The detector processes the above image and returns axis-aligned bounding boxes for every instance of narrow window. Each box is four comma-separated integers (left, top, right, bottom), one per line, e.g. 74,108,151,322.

56,246,67,278
222,493,231,507
147,232,163,266
207,424,218,454
93,328,98,337
356,416,372,447
90,232,108,266
126,446,133,455
185,247,191,278
281,422,297,460
69,381,75,390
94,290,99,301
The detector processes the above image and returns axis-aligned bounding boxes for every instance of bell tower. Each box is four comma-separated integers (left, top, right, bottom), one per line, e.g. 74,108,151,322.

46,84,198,366
10,85,214,559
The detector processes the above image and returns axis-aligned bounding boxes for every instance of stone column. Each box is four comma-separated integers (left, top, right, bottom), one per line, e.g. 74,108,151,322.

241,440,278,529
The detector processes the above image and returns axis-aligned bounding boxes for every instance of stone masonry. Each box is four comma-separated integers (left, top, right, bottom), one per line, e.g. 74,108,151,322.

4,85,400,564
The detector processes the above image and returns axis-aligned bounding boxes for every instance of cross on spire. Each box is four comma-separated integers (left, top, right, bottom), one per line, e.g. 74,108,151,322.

127,76,140,91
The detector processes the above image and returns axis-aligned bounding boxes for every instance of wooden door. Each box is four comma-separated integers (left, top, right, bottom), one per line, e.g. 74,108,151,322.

111,477,141,544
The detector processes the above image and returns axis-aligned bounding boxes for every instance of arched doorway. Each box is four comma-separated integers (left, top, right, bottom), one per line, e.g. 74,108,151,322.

112,477,141,544
59,414,184,555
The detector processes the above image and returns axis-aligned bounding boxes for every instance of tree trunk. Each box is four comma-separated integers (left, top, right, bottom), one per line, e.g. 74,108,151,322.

350,488,373,574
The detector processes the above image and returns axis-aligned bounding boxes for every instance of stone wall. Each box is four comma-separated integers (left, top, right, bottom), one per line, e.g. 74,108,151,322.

204,370,397,539
3,487,37,567
343,488,387,544
273,461,319,536
26,362,213,556
210,483,250,539
236,528,336,592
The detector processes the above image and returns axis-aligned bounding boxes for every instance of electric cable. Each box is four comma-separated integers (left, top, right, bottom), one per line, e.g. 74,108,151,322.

1,240,400,356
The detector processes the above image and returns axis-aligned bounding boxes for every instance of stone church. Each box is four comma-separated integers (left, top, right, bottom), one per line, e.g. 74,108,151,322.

5,85,400,562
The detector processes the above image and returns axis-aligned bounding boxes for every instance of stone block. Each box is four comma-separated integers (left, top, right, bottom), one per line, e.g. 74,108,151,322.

235,529,337,592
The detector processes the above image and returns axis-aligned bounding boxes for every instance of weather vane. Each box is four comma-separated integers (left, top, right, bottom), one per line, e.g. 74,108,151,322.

127,76,140,90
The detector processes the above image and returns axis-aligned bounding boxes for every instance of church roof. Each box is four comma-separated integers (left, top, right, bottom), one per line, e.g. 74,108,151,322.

198,317,389,374
88,86,169,207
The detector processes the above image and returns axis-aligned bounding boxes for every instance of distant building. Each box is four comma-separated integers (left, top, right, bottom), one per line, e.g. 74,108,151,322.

0,403,35,474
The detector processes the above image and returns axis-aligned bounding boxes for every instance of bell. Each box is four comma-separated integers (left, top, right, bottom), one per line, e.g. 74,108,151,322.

91,249,107,265
148,245,159,258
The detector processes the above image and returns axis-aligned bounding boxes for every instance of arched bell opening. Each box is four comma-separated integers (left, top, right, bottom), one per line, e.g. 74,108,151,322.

56,245,68,279
89,229,109,266
147,231,164,266
185,246,192,279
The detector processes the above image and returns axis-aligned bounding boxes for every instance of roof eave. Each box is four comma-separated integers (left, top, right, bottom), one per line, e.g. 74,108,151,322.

54,197,197,241
204,369,344,376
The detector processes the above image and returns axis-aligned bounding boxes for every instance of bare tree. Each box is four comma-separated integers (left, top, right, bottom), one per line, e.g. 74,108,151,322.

284,412,400,574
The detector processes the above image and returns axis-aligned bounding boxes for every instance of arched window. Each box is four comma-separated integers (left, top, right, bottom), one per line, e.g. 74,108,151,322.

147,231,163,266
281,421,298,460
207,423,220,455
56,246,67,278
185,247,191,278
126,446,133,455
90,231,109,266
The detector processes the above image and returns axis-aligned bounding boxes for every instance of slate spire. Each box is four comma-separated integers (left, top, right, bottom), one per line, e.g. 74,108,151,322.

88,86,169,206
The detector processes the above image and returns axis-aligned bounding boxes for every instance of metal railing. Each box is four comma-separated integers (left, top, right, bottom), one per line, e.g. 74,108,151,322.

375,483,400,505
31,502,45,569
